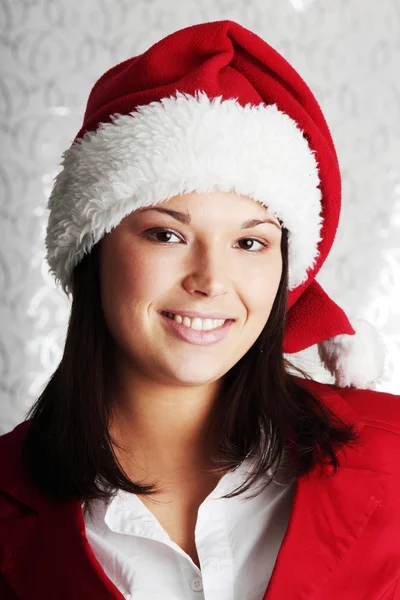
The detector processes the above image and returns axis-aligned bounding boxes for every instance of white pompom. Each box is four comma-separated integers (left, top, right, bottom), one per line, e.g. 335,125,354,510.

317,318,387,389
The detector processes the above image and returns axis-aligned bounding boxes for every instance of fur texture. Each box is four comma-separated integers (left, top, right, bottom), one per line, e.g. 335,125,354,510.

318,318,387,389
46,91,323,294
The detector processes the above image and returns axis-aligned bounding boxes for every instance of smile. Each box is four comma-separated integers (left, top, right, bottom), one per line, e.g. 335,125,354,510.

159,312,234,346
161,311,227,331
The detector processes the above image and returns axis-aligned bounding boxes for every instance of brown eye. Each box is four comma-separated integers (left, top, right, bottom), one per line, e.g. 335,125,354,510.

145,228,182,243
235,238,269,252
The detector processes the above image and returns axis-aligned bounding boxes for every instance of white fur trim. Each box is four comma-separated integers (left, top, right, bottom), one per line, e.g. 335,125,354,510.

46,91,323,294
317,318,387,389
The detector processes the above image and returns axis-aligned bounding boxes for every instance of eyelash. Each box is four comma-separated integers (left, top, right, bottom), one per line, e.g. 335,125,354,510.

143,228,270,253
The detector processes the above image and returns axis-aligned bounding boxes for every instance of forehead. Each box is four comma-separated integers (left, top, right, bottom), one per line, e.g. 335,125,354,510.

132,191,282,228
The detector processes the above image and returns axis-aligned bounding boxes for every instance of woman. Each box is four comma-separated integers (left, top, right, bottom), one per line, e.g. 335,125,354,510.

1,19,399,600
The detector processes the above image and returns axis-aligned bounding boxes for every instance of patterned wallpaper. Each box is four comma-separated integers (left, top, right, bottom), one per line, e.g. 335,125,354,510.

1,0,399,434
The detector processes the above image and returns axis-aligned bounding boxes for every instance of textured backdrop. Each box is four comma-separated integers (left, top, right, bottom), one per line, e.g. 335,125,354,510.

1,0,399,434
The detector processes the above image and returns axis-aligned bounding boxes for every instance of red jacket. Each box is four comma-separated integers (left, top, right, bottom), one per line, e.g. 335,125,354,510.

1,378,400,599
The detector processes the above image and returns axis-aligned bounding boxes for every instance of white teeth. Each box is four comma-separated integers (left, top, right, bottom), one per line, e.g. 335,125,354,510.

182,316,192,328
164,312,226,330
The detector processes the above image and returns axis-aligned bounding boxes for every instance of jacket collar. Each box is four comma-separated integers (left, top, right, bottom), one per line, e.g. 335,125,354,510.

0,382,392,600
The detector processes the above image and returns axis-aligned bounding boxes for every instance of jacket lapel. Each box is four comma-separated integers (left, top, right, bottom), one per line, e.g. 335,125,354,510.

264,461,390,598
0,384,391,600
264,386,392,599
0,421,124,600
0,499,125,599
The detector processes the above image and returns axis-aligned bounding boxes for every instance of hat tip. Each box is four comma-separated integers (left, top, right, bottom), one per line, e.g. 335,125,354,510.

317,317,387,390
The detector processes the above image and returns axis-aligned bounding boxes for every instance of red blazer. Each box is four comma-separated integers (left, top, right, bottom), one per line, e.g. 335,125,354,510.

1,378,400,600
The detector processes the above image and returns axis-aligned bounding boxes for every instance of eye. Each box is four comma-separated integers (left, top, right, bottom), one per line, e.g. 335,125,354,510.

144,228,269,253
234,238,269,252
144,228,183,243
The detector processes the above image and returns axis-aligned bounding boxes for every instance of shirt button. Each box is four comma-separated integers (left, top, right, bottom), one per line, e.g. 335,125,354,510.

190,576,203,591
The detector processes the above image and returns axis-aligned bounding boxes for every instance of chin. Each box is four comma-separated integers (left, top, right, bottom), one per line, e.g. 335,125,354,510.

165,364,225,387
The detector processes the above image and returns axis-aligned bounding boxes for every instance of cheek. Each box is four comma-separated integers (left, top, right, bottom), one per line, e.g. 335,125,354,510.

100,240,174,310
243,257,282,317
125,252,176,300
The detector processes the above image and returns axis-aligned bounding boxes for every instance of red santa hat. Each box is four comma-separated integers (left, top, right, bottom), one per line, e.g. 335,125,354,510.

45,19,386,389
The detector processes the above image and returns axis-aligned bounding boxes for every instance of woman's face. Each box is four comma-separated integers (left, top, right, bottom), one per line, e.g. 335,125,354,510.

99,191,283,387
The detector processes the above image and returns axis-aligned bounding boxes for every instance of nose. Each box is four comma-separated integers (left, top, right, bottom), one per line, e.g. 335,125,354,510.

182,245,230,298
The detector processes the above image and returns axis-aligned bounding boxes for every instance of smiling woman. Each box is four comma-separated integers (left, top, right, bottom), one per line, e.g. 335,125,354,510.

1,18,399,600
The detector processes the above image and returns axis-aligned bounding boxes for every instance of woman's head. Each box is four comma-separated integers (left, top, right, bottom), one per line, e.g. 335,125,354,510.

99,190,283,389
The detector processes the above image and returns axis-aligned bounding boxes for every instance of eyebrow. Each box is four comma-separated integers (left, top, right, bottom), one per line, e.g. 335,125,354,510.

138,207,282,230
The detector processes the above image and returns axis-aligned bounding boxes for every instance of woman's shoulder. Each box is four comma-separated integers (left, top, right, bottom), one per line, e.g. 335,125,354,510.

296,377,400,488
0,420,36,508
0,420,30,460
301,377,400,434
0,419,31,468
0,419,30,447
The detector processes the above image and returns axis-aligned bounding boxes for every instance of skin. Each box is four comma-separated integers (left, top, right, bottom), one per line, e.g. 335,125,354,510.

99,190,283,490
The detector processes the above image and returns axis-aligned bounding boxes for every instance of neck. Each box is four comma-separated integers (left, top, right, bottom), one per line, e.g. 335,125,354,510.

108,367,223,485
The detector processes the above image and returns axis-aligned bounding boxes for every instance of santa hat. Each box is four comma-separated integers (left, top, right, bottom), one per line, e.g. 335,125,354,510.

45,19,386,389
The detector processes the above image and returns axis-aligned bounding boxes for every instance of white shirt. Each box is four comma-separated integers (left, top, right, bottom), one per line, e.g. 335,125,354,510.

83,456,296,600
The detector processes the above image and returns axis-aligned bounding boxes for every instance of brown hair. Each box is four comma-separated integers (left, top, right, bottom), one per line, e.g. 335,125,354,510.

22,227,360,518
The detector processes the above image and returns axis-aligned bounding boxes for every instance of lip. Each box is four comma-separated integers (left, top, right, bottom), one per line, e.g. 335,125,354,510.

159,309,236,321
159,312,234,346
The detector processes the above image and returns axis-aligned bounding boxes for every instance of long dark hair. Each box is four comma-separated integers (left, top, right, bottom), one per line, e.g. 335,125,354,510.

22,226,360,518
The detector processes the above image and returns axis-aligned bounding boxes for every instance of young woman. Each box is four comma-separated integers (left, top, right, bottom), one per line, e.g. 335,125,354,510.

1,19,399,600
